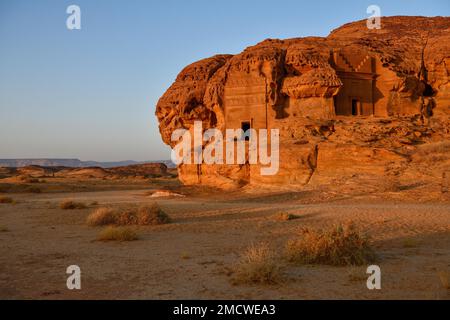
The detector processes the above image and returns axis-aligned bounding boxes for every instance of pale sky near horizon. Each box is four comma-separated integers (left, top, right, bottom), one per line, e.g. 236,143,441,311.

0,0,448,161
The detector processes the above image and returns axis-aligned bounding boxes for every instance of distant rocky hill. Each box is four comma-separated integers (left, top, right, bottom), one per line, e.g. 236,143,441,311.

0,159,175,168
0,162,173,181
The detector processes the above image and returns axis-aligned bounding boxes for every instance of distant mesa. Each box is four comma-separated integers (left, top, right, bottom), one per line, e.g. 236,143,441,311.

0,159,175,169
0,159,175,180
0,162,171,180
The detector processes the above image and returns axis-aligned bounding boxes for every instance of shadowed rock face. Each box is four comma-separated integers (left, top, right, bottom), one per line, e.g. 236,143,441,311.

156,16,450,190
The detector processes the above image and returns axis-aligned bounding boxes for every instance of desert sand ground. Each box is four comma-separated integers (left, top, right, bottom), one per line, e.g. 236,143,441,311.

0,177,449,300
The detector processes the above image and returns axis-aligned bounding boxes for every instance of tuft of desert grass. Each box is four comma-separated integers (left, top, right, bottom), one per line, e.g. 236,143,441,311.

0,196,14,204
231,242,281,285
0,226,9,232
438,271,450,290
114,204,171,225
115,209,139,225
86,203,171,227
97,226,138,242
273,212,299,221
86,207,117,226
136,204,171,225
285,223,376,266
413,141,450,164
60,200,87,210
416,141,450,156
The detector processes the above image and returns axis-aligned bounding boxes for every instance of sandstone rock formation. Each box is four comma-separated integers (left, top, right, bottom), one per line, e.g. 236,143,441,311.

156,16,450,192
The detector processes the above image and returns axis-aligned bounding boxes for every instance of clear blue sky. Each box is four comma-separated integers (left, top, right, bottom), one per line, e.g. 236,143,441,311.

0,0,448,161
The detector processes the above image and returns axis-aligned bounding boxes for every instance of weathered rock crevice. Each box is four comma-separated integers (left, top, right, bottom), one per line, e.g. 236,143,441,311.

305,144,319,185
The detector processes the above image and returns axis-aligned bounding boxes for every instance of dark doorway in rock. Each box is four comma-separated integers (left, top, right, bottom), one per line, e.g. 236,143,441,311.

351,99,360,116
241,121,251,141
423,83,435,97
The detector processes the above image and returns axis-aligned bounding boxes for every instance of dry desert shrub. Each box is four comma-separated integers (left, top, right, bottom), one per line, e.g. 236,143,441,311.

86,207,117,226
60,200,87,210
417,141,450,155
97,226,138,242
113,204,171,226
86,203,170,226
285,223,376,266
136,204,171,225
414,141,450,163
273,212,299,221
231,242,281,285
115,209,139,225
0,196,14,204
0,226,9,232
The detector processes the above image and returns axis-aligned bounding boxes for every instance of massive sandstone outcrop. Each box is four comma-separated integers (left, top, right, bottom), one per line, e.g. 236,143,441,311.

156,16,450,192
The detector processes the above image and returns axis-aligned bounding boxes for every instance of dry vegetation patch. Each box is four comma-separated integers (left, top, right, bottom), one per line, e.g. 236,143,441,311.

86,203,171,226
60,200,87,210
231,242,281,285
285,223,376,266
86,207,117,226
97,226,138,242
413,141,450,163
136,204,171,225
115,209,139,225
273,212,300,221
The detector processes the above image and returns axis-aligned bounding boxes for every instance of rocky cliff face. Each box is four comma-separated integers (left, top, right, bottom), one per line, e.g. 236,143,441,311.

156,16,450,194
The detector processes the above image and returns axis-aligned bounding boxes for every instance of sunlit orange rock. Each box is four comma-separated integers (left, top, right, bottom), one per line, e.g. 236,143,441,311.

156,16,450,190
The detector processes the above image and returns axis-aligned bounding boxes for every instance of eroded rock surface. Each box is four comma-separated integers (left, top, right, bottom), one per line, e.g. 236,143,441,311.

156,16,450,193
